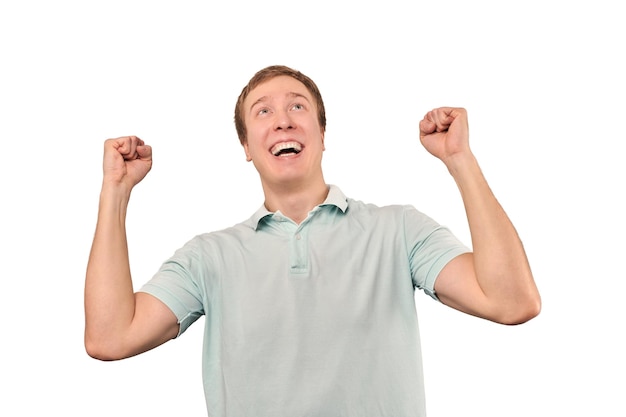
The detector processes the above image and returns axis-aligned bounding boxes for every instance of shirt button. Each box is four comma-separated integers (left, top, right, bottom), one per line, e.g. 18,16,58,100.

295,233,301,240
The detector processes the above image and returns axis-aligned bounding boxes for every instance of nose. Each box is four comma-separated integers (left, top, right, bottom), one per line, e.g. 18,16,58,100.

274,109,295,130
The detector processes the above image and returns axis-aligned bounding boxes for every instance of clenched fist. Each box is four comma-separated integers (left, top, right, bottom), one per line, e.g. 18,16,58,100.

419,107,471,166
102,136,152,189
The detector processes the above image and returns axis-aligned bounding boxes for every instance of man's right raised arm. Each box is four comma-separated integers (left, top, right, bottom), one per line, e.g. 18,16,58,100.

84,136,179,361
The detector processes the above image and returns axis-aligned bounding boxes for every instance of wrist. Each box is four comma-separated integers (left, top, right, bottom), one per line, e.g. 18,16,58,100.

99,181,132,213
444,151,479,179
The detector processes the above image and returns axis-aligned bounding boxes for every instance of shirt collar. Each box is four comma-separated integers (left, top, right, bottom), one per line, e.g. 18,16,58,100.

246,184,348,230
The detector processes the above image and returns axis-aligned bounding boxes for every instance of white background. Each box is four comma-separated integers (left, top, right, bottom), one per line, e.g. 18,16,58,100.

1,1,624,416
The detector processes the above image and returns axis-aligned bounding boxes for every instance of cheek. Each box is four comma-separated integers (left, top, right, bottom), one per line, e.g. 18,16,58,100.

244,139,268,162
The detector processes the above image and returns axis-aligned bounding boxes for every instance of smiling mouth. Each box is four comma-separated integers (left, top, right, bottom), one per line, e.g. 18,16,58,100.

271,141,302,157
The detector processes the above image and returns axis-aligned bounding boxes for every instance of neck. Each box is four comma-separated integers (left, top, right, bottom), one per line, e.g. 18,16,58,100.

261,179,329,224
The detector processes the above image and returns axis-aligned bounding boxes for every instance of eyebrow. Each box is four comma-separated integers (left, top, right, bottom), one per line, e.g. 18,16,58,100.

248,92,311,114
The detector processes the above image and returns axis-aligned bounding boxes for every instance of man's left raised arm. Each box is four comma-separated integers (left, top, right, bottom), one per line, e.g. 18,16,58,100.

420,107,541,325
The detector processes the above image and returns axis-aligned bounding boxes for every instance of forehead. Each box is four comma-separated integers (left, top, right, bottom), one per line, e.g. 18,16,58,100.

244,76,312,108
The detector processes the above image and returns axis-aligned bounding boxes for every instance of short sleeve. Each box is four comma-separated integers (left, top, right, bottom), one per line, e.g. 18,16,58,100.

403,205,470,301
139,237,208,336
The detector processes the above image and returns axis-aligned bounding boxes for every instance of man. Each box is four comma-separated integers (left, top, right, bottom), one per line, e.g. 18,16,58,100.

85,65,541,416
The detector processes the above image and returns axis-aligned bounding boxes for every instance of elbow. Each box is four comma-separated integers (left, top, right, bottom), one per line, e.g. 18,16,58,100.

84,333,125,361
499,296,542,325
84,340,114,361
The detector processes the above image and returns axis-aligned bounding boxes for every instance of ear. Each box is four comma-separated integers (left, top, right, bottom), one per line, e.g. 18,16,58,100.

243,141,252,161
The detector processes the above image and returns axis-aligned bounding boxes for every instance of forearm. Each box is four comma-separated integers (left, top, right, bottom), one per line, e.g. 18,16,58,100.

447,153,540,322
84,184,137,358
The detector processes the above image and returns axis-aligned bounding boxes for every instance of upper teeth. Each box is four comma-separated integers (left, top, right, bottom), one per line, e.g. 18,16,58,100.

271,142,302,156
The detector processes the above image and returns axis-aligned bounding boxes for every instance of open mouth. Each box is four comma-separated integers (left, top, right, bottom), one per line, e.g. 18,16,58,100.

271,141,302,157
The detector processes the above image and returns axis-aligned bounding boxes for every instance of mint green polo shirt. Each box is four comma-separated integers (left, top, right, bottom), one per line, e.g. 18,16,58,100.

140,185,469,417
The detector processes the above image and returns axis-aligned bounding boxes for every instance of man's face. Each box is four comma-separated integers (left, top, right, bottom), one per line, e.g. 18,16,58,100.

243,76,325,188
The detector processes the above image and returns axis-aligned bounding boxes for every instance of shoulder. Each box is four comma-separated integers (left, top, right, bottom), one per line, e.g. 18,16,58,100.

173,221,254,257
344,197,447,238
346,197,422,219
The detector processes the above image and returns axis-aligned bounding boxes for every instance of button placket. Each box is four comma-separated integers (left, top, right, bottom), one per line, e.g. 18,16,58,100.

289,225,308,275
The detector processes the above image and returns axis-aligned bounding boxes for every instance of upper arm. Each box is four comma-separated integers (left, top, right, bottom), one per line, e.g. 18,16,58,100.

124,292,180,358
433,253,497,322
87,292,179,361
85,292,179,361
434,251,541,325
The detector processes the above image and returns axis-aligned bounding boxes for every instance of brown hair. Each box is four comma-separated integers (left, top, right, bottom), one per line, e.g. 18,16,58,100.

234,65,326,145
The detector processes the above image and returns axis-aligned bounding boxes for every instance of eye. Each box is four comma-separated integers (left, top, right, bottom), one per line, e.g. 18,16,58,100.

256,107,270,116
290,103,304,111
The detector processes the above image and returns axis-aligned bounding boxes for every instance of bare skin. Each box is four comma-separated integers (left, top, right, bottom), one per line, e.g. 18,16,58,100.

84,80,540,362
84,136,178,360
242,76,328,224
421,107,541,324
